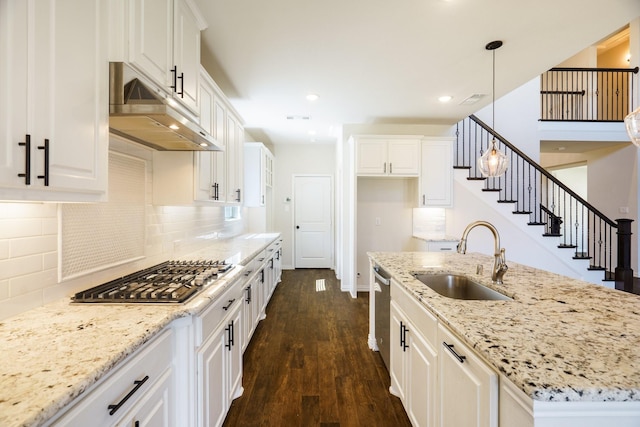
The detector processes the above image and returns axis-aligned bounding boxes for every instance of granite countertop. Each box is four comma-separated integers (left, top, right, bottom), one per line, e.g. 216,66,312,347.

0,233,280,427
368,251,640,403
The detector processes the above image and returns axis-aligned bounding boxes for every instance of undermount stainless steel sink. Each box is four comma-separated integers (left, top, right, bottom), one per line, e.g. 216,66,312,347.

413,274,512,301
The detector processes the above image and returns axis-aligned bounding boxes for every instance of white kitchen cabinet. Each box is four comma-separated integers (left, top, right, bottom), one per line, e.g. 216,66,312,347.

49,329,175,427
196,67,227,202
356,137,420,176
195,281,244,427
390,280,438,427
115,368,173,427
242,271,260,351
127,0,204,115
244,142,274,207
426,241,458,252
438,323,498,427
226,113,244,204
419,138,454,207
0,0,109,202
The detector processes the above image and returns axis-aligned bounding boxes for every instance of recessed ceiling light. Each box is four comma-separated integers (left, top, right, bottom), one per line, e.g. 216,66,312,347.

306,93,319,101
308,130,317,136
438,95,453,103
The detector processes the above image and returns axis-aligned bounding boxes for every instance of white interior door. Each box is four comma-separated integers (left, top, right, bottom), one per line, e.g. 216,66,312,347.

294,175,333,268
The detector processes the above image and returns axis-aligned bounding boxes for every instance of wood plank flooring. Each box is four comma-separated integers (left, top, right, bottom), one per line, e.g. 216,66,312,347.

223,269,411,427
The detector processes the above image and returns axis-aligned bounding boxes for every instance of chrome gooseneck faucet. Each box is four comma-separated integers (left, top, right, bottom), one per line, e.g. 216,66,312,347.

457,221,508,284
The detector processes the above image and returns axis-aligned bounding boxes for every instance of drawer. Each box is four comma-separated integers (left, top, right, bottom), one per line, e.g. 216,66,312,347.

390,279,437,348
51,328,173,426
196,279,244,344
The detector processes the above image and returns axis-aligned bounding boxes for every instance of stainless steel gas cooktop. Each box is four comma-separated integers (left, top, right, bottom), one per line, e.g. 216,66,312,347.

71,260,233,304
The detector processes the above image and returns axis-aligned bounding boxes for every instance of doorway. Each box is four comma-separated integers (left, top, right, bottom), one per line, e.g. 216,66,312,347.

293,175,334,268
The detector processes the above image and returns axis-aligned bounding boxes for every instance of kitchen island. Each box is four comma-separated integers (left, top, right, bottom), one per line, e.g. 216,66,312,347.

369,251,640,426
0,233,281,427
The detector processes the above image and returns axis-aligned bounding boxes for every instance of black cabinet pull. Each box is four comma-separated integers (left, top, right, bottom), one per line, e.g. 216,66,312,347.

235,188,241,202
243,269,253,277
245,285,252,303
225,320,234,350
260,270,264,283
170,66,178,92
222,299,235,311
37,138,49,186
177,72,184,97
270,259,274,269
212,182,219,200
18,134,31,185
108,375,149,415
401,322,409,352
443,342,466,363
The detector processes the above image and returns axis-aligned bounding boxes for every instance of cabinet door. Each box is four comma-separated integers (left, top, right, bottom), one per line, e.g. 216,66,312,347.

173,0,200,113
197,325,227,427
195,152,214,201
116,368,173,427
0,0,108,199
420,140,453,207
407,330,437,427
226,114,243,204
438,324,498,427
387,139,420,175
128,0,173,90
389,301,407,402
0,0,28,187
228,305,243,401
356,139,387,174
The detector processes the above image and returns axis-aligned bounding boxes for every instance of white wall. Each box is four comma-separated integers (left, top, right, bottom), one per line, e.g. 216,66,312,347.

271,143,336,270
356,178,420,289
0,138,246,321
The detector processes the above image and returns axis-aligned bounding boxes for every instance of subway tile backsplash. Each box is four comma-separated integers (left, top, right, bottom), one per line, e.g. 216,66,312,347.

0,141,246,320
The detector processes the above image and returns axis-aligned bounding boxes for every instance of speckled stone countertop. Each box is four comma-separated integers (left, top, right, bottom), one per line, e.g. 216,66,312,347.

369,251,640,403
0,233,280,427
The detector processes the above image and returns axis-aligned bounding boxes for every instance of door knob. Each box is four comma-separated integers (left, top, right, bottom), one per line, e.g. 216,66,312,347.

296,226,299,229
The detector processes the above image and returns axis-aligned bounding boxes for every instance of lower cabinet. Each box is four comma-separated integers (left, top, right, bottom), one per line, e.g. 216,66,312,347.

390,287,437,427
390,280,497,427
438,324,498,427
195,283,243,427
49,329,175,427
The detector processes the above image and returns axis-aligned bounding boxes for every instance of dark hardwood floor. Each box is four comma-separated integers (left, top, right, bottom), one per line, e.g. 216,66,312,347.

223,269,411,427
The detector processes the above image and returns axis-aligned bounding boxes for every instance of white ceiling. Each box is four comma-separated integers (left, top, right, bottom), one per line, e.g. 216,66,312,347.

194,0,640,146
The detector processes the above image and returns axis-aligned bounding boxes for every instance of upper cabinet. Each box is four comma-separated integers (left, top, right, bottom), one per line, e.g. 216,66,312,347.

0,0,109,202
126,0,205,115
356,137,420,176
153,67,244,206
419,138,454,207
244,143,274,207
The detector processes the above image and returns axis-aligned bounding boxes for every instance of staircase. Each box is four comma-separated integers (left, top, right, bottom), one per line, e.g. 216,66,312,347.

454,114,629,285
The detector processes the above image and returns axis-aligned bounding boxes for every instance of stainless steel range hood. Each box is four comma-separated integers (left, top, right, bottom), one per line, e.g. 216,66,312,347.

109,62,222,151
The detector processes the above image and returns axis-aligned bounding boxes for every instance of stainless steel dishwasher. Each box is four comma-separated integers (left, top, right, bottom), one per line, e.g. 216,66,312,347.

373,264,391,370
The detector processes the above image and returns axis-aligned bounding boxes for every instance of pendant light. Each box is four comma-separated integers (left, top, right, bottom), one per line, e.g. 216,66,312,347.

624,106,640,147
478,40,509,177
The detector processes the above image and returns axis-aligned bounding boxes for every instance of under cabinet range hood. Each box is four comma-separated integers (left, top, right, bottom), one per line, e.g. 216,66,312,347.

109,62,222,151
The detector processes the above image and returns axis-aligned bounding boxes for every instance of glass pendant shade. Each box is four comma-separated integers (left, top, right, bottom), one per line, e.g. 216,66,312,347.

624,106,640,147
478,139,509,176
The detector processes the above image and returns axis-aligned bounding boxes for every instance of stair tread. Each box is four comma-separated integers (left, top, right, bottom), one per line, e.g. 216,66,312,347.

573,255,592,260
482,188,501,192
543,233,562,237
588,266,606,271
513,211,532,214
527,222,546,226
467,177,487,181
497,200,517,203
558,244,577,248
453,166,471,170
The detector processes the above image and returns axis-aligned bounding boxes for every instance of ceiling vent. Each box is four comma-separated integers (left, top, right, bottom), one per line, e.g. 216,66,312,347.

459,94,486,105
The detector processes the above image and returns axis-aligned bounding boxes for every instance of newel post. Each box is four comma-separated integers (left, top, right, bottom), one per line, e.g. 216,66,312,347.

615,218,634,293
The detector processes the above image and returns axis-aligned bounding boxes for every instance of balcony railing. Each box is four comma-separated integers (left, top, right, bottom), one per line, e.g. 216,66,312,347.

540,67,639,121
